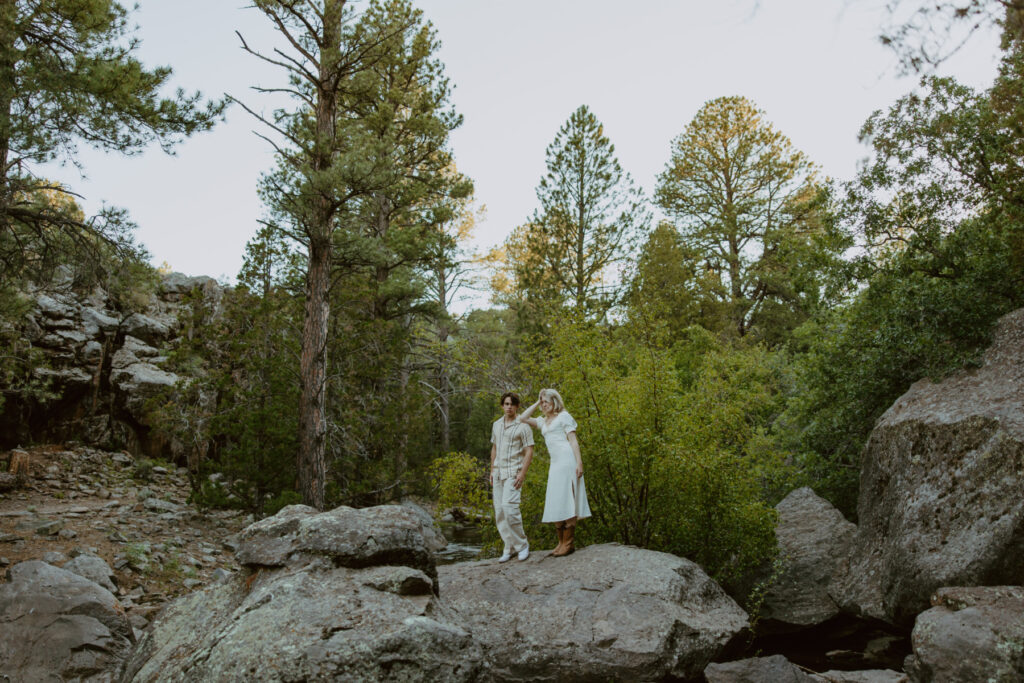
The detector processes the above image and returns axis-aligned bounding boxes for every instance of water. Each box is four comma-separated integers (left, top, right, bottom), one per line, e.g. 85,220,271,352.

436,522,485,564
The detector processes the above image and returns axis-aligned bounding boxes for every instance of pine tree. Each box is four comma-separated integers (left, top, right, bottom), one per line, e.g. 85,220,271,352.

0,0,223,289
244,0,466,507
655,96,835,341
531,105,647,318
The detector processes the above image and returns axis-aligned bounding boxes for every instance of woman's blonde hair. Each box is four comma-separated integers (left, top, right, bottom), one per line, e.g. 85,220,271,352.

539,388,565,414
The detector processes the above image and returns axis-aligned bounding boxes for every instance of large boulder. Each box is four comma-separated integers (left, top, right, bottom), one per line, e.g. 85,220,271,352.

0,560,134,681
234,504,439,587
761,487,856,630
439,543,748,681
833,308,1024,625
122,503,480,681
904,586,1024,682
63,552,119,594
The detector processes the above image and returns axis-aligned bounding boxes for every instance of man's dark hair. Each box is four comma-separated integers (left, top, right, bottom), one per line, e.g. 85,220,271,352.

500,392,520,407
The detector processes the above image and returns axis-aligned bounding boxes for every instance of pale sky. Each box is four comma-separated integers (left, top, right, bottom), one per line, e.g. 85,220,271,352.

42,1,1000,285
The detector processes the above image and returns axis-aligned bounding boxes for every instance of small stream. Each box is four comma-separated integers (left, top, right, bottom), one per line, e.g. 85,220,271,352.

436,522,485,564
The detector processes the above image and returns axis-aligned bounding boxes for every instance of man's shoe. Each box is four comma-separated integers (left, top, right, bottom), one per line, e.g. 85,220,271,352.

517,544,530,561
498,549,513,563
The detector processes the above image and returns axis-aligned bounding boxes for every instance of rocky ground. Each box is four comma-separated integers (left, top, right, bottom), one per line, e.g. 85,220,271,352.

0,444,249,635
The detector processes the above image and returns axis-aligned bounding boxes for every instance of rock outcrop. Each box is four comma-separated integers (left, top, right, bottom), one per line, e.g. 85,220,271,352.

834,308,1024,625
0,272,223,460
234,503,442,588
121,504,477,682
0,560,135,682
439,543,749,681
124,507,749,682
904,586,1024,682
761,487,857,630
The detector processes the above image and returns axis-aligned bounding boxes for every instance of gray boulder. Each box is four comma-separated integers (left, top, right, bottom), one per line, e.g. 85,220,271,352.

63,553,118,594
121,504,481,682
401,499,448,554
0,561,133,681
904,586,1024,682
761,487,856,630
705,656,907,683
704,655,817,682
121,312,171,346
833,308,1024,624
235,504,440,587
439,542,748,681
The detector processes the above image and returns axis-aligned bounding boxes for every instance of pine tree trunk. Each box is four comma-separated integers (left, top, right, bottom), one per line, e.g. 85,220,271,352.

296,0,344,510
298,239,329,509
0,3,16,191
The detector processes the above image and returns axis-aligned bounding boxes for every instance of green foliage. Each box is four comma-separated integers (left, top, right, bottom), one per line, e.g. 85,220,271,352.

189,477,236,512
498,105,648,325
655,96,847,343
428,451,490,521
265,490,304,516
131,458,158,482
147,229,303,517
249,0,471,508
781,52,1024,516
520,316,785,587
0,0,223,293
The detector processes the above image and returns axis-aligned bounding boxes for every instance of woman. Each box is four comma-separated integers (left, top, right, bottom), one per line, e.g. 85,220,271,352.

518,388,591,556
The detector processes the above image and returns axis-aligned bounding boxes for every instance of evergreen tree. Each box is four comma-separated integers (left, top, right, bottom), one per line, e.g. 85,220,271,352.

246,0,467,507
626,221,728,341
0,0,223,290
529,105,647,318
655,96,841,342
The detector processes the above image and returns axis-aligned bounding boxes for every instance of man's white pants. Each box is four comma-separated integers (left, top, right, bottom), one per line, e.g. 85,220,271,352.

492,475,527,553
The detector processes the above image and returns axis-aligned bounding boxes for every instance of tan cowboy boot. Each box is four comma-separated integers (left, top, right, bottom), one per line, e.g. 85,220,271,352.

551,522,565,555
554,519,576,557
552,519,574,557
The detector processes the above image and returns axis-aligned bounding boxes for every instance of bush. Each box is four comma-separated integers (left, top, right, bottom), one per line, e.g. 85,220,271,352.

521,317,785,587
428,451,490,522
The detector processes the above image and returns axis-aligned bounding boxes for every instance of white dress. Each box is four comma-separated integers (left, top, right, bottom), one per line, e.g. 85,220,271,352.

538,411,592,523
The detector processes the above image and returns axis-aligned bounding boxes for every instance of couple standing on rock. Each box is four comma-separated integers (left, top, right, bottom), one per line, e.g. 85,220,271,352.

488,390,591,563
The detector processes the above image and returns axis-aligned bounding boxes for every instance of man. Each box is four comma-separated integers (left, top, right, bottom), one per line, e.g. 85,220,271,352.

489,392,535,562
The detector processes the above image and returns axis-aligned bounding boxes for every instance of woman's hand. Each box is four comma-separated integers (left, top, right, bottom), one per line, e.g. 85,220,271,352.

575,462,583,479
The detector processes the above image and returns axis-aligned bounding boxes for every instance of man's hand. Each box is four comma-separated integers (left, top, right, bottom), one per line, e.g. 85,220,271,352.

513,471,525,489
488,470,493,486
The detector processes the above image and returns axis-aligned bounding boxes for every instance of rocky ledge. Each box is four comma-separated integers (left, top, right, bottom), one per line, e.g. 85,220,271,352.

121,507,749,682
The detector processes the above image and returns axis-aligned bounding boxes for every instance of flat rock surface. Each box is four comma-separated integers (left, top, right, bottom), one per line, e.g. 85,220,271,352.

439,542,748,681
705,654,818,682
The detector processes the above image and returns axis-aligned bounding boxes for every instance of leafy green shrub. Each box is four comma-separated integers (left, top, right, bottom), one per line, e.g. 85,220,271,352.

132,459,156,482
189,477,238,511
265,490,304,516
520,316,785,588
428,451,490,522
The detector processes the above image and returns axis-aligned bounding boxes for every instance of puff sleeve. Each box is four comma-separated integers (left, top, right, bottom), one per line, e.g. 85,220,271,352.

561,411,578,435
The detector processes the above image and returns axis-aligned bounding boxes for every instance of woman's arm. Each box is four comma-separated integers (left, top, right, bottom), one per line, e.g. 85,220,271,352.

517,399,541,428
566,431,584,479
